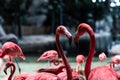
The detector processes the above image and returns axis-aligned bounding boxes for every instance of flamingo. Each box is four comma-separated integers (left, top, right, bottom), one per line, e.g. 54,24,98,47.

0,41,25,60
37,50,61,66
55,25,72,80
75,54,85,75
0,41,26,73
56,25,84,80
36,50,65,75
74,23,118,80
98,52,107,62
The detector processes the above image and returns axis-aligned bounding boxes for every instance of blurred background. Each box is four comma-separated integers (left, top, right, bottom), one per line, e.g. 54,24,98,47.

0,0,120,57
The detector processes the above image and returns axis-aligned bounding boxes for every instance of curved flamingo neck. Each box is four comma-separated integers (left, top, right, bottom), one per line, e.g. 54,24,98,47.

56,33,72,80
7,63,16,80
85,31,95,80
76,23,95,80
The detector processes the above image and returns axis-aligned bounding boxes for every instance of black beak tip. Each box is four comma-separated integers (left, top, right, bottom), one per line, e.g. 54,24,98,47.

4,70,7,75
69,36,72,45
75,41,79,47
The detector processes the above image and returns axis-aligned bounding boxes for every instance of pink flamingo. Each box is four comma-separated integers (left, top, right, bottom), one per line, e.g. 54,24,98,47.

74,23,118,80
98,52,107,62
56,25,72,80
0,41,25,60
0,41,26,73
37,50,65,75
56,25,84,80
75,54,85,75
37,50,61,66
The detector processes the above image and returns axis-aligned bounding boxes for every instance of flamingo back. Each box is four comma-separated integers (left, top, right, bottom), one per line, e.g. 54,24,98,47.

88,66,118,80
2,42,26,60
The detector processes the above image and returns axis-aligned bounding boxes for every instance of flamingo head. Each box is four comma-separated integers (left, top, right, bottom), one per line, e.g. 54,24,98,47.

4,61,14,75
76,54,85,64
74,23,91,46
56,25,72,45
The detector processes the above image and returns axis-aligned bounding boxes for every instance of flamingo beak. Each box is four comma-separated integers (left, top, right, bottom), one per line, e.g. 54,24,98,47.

68,36,72,45
4,69,7,75
64,29,72,45
74,31,79,47
37,57,41,61
4,64,8,75
20,54,26,60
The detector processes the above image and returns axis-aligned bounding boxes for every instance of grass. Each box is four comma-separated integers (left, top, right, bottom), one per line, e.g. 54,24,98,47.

0,56,112,79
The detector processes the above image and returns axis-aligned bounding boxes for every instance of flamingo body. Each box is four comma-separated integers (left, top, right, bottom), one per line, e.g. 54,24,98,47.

1,42,25,60
88,66,118,80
